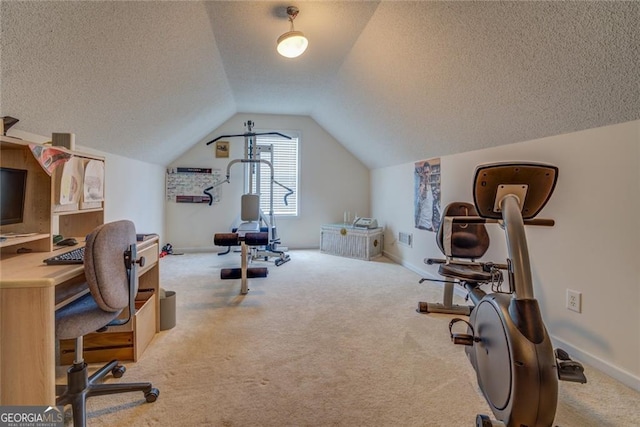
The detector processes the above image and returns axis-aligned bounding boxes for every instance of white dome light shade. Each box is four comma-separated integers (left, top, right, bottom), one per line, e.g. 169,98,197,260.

277,30,308,58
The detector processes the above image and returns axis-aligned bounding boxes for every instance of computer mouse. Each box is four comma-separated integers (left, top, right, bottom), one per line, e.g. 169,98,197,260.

57,237,78,246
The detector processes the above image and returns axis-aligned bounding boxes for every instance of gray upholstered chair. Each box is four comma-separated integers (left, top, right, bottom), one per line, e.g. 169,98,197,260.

55,220,159,426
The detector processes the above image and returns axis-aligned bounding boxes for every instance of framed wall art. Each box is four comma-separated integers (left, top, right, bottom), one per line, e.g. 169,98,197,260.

215,140,229,158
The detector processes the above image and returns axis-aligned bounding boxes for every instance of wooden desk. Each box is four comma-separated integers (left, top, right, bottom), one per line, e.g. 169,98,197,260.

0,236,160,405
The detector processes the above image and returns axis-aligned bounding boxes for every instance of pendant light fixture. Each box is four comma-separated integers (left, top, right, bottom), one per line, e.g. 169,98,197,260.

277,6,308,58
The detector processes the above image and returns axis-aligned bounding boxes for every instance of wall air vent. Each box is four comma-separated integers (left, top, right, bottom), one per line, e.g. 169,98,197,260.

398,231,413,248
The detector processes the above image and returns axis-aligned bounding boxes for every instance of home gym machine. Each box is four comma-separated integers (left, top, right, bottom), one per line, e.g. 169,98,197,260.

205,121,292,294
423,162,586,427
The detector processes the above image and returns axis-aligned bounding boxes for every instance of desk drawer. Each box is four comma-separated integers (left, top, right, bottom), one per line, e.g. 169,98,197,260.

59,290,156,364
137,243,158,277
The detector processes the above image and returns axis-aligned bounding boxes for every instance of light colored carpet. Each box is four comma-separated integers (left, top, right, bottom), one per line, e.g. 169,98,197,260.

58,250,640,426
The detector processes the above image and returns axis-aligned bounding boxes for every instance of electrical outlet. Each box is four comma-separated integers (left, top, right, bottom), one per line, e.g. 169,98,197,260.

566,289,582,313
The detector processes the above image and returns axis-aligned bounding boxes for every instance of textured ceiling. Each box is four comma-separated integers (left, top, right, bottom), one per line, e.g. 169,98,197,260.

205,1,379,115
1,1,638,169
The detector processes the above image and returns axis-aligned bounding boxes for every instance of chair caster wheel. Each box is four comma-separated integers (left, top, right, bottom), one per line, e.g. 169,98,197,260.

417,301,429,313
145,388,160,403
476,414,505,427
111,365,126,378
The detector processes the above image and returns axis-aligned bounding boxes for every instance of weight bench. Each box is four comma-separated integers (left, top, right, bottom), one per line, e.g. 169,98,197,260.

214,231,269,295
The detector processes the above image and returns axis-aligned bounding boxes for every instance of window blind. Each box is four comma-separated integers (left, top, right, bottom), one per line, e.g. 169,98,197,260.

254,133,299,216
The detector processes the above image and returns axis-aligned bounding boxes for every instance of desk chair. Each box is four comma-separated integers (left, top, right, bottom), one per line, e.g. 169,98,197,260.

55,220,159,426
418,202,503,315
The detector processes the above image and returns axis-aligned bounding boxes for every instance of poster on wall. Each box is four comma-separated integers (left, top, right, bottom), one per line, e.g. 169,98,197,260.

414,158,441,232
166,167,221,204
215,140,229,158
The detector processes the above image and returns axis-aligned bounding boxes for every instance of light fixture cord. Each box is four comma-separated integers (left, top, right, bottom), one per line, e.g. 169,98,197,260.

288,7,299,31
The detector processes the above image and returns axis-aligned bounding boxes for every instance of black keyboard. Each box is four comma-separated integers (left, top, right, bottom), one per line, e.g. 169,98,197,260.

44,247,85,265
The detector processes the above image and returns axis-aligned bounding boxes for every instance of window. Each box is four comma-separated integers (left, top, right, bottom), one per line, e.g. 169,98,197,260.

253,131,299,216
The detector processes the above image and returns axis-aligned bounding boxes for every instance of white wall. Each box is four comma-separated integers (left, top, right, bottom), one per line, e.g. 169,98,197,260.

372,120,640,390
103,152,165,237
166,113,370,250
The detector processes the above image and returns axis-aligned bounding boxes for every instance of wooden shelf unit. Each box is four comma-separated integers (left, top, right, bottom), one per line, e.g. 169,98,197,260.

0,136,104,254
0,137,52,252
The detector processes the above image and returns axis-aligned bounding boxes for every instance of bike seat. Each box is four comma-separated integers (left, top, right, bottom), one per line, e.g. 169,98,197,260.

439,262,498,282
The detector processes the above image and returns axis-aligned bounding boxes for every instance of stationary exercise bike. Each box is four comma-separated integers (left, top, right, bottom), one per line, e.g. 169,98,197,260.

427,162,586,427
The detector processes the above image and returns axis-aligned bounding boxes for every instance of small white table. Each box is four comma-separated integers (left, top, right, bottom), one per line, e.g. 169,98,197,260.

320,224,384,261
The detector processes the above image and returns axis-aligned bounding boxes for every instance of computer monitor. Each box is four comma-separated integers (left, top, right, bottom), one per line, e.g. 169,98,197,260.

0,167,28,226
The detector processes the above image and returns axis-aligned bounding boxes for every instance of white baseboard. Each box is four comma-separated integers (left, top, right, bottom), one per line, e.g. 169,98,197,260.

175,246,218,253
383,250,434,279
175,245,301,254
383,250,467,296
550,335,640,392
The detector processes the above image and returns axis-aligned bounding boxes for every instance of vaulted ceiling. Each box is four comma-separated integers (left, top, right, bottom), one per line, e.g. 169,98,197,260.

2,1,638,169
